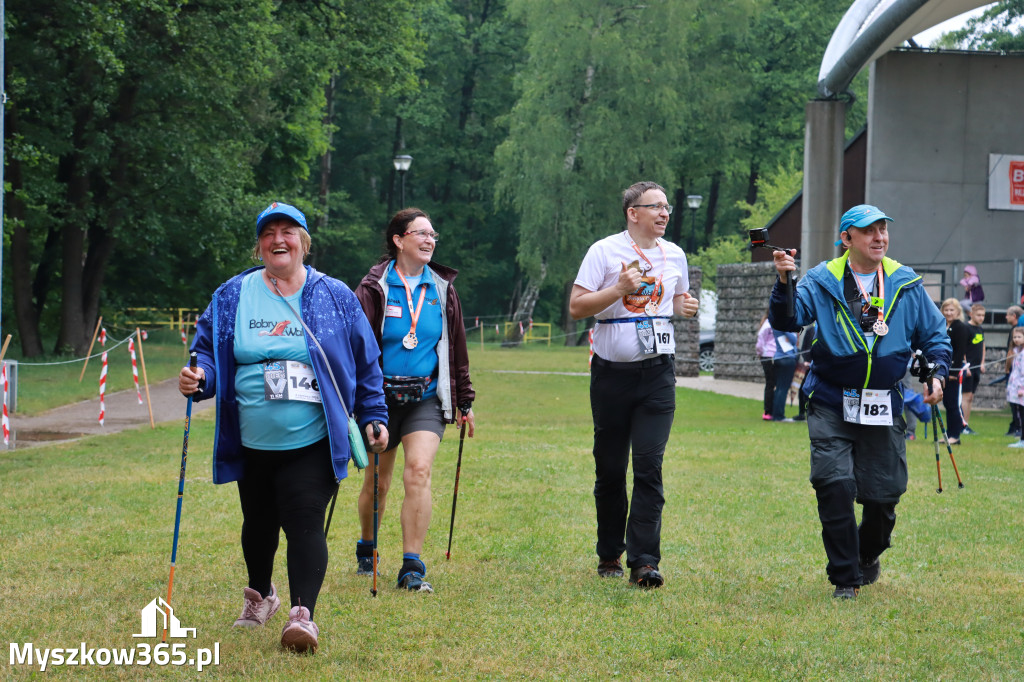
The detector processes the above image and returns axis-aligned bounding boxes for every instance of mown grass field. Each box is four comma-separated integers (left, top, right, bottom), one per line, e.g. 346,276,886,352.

2,345,1022,680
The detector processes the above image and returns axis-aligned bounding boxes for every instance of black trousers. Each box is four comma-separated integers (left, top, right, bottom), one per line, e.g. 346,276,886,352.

590,355,676,569
760,358,776,415
807,404,906,586
237,438,338,618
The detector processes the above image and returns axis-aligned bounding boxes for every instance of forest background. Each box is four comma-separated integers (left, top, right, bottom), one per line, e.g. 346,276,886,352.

5,0,1022,358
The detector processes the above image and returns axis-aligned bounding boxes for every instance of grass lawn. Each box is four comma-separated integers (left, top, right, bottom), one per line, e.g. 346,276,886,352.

1,345,1022,680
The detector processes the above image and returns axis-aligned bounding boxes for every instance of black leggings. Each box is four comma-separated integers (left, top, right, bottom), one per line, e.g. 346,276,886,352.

760,358,776,415
237,438,338,618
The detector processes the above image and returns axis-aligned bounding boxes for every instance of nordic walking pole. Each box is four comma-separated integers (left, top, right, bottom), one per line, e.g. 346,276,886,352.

79,316,103,382
932,404,964,489
371,422,381,598
165,352,198,642
931,406,943,493
324,488,339,538
446,418,468,560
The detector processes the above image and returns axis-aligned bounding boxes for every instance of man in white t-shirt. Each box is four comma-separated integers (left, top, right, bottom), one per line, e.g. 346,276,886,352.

569,180,699,588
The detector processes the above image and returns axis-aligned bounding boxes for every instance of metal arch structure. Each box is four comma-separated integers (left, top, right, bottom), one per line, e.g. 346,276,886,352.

818,0,993,97
801,0,996,270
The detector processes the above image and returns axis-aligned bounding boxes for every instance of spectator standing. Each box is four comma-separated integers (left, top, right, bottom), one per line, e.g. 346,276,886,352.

1006,327,1024,448
958,265,984,310
756,315,777,421
961,303,986,433
940,298,970,445
1005,306,1024,437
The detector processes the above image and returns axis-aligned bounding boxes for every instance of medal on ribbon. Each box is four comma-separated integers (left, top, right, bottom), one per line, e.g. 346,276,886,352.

394,264,427,352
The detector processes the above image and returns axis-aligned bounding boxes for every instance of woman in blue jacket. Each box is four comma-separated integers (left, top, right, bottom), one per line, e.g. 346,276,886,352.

178,202,389,654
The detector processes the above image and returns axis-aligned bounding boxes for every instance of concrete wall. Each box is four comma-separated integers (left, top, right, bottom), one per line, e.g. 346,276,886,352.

713,262,778,382
867,50,1024,308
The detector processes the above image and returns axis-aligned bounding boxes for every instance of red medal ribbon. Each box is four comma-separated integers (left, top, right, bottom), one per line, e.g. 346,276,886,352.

624,231,667,312
394,264,428,339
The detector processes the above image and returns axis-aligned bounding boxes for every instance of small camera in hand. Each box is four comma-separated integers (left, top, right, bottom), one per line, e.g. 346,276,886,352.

749,228,798,316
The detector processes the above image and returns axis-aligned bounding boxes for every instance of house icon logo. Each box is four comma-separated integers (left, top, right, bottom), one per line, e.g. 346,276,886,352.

132,597,196,638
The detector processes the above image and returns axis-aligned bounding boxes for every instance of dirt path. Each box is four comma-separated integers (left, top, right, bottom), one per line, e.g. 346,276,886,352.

6,378,214,449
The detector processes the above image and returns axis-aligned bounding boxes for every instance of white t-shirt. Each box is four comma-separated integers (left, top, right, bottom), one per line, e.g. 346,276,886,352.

574,230,689,362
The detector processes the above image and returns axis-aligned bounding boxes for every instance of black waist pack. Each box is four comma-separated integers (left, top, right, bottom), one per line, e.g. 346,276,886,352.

383,376,430,405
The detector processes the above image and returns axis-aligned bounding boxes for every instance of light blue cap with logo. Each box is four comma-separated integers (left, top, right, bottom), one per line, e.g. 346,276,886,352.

835,204,893,246
256,202,308,237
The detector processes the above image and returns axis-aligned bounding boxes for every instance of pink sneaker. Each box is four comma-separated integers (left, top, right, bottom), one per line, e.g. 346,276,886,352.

233,584,281,627
280,605,319,653
762,413,772,421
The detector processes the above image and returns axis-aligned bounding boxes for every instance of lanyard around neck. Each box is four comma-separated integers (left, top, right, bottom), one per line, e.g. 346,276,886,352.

394,264,427,338
850,263,886,333
624,231,667,305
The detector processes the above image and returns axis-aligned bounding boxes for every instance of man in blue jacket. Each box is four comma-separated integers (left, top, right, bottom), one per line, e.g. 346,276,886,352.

770,204,951,599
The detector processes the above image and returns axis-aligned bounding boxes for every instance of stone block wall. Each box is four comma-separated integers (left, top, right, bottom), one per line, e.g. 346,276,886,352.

714,262,778,382
672,266,702,377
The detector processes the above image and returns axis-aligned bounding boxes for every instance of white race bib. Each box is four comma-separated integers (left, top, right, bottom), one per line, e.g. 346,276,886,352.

264,361,322,403
653,318,675,354
842,388,892,426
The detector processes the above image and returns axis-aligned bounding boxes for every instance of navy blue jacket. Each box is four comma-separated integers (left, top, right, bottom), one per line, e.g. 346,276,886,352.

769,253,951,416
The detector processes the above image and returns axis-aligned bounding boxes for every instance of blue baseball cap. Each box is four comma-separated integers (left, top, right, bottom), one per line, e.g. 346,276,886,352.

256,202,308,237
835,204,893,246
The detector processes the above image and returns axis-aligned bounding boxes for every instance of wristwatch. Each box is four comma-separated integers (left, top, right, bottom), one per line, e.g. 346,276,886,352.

458,402,473,414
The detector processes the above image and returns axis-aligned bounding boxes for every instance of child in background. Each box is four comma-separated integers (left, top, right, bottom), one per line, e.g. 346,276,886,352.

962,303,986,434
1007,327,1024,449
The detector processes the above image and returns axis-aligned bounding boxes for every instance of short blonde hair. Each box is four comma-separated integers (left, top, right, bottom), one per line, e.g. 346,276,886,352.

970,303,986,314
251,225,312,263
941,298,963,321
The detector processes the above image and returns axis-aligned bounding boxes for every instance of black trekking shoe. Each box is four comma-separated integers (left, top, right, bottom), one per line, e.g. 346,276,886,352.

832,585,859,599
355,542,376,576
860,556,881,586
629,565,664,589
597,557,624,578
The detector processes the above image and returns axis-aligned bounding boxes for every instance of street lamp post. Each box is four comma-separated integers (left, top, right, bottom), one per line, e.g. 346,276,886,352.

686,194,703,254
393,154,412,209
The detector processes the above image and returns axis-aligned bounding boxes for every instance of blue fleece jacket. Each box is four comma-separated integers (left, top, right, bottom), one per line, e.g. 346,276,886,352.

769,253,951,416
190,265,388,484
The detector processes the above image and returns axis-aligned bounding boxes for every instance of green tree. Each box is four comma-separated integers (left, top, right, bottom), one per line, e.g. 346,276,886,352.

933,0,1024,50
495,0,693,344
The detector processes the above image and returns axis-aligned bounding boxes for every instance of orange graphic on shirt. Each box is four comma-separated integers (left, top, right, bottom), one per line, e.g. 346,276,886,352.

620,261,662,313
258,320,291,336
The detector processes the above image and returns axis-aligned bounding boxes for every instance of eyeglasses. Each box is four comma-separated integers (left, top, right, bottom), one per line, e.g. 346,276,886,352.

632,203,673,215
403,229,440,242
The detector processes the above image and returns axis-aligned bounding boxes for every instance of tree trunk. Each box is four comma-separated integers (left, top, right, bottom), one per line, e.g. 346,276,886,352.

502,262,546,346
6,104,44,356
745,160,759,208
670,182,686,245
387,116,404,217
312,73,337,268
704,170,722,243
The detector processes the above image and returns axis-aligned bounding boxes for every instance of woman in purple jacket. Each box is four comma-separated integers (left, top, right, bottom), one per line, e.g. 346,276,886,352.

353,207,476,594
178,202,388,654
